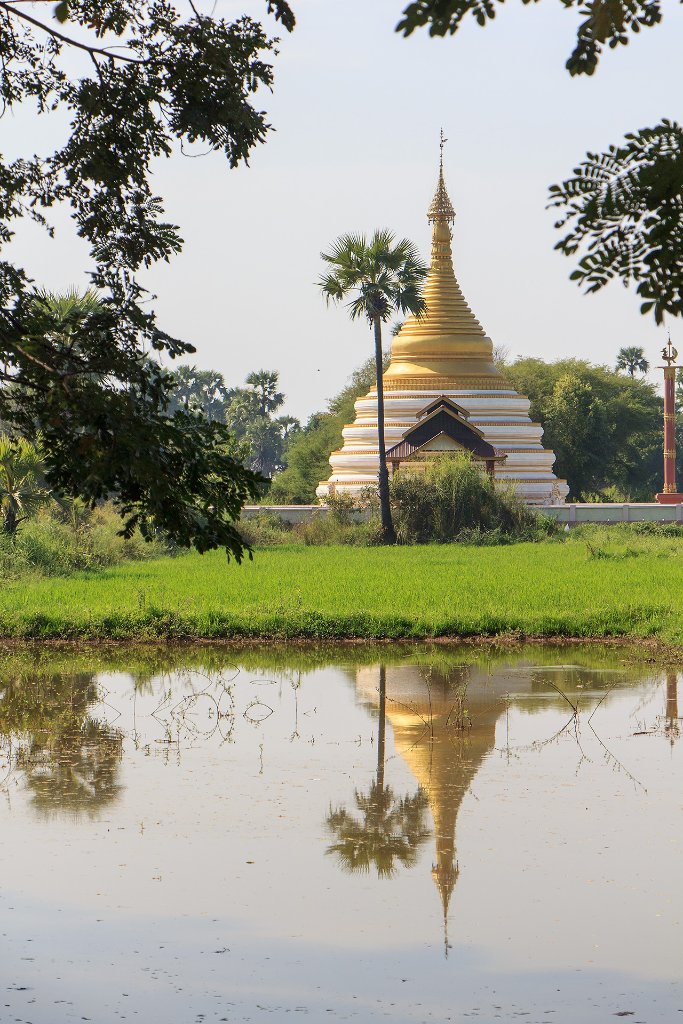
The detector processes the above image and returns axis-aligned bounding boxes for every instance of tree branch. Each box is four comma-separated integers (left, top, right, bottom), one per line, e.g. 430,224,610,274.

0,2,147,64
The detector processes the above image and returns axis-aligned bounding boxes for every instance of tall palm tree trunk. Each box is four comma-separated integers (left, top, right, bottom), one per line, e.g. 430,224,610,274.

377,664,386,793
373,316,396,544
2,503,18,539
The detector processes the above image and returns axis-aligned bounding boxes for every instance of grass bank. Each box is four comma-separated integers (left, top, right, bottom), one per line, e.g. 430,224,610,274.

1,526,682,644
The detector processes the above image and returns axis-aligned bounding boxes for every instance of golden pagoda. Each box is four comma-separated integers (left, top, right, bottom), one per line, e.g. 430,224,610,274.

317,138,568,504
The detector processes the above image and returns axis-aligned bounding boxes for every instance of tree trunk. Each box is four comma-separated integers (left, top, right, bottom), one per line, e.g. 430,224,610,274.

3,503,18,540
377,664,386,794
374,316,396,544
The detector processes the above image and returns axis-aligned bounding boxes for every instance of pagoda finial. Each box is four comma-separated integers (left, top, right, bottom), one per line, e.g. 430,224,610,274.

428,128,456,225
662,331,679,366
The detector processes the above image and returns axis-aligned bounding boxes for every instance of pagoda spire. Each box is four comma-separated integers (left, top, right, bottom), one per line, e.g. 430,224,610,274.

385,132,498,385
427,129,456,225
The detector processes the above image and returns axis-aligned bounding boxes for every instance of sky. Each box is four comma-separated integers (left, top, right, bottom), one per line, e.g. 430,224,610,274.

5,0,683,420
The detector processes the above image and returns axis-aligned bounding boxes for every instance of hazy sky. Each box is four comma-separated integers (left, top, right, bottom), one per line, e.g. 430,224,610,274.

6,0,683,419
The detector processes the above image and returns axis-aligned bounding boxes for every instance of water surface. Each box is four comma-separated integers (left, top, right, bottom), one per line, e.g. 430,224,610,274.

1,644,681,1023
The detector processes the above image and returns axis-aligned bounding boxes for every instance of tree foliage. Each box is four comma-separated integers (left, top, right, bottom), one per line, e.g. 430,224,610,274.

319,231,427,327
167,365,299,480
506,357,664,499
396,0,662,76
165,365,231,422
549,122,683,323
616,345,649,376
223,371,298,478
395,1,681,323
0,1,295,557
0,434,49,538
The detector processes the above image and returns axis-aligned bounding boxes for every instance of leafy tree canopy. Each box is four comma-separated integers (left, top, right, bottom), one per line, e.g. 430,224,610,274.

167,365,299,480
270,354,388,504
616,345,650,377
165,365,232,423
396,0,662,77
548,122,683,324
506,357,663,499
0,434,49,538
0,1,295,558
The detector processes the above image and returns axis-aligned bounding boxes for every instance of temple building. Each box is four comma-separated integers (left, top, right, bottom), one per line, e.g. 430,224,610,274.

317,153,569,505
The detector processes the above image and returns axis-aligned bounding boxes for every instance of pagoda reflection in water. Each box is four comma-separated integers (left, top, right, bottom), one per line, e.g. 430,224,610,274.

353,662,507,954
327,658,652,954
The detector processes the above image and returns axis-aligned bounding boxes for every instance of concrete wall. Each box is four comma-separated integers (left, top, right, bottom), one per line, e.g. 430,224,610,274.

242,504,683,526
541,503,683,525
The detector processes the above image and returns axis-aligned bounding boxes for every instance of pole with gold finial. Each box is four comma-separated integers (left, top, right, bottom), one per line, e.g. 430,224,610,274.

656,334,683,504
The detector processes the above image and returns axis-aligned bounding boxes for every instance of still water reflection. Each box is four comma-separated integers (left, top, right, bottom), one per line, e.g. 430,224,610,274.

0,645,681,1023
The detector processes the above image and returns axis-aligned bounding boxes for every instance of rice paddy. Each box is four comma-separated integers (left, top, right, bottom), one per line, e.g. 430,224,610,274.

1,527,682,643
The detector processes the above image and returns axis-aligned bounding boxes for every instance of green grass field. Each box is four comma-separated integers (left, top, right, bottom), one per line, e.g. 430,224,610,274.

1,528,682,644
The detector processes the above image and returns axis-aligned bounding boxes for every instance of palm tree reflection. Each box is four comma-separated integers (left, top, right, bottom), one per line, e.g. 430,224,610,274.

325,666,430,879
665,670,680,742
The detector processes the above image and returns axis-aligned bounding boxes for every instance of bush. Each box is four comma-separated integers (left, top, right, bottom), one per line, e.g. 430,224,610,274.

389,454,557,544
0,503,170,578
238,511,294,547
239,505,380,548
296,514,379,547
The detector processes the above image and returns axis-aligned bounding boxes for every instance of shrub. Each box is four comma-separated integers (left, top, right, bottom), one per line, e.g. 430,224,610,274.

0,503,170,578
295,514,379,547
389,454,557,544
238,511,293,547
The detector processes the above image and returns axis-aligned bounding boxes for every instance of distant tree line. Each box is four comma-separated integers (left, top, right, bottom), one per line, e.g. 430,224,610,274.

503,356,668,501
166,366,300,481
157,349,679,506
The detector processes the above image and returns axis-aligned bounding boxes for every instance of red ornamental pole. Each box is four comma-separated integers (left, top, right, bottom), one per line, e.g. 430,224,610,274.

656,338,683,504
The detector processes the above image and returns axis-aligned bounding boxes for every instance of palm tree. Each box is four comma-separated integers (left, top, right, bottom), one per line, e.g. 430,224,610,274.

0,435,50,538
616,346,650,377
245,370,285,417
167,364,230,421
26,289,107,372
326,783,430,878
325,665,430,878
319,231,427,543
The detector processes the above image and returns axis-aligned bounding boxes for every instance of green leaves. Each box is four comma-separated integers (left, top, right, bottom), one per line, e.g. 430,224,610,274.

396,0,663,76
266,1,296,32
0,290,263,558
0,2,291,555
0,435,50,538
562,0,662,76
319,229,428,324
549,120,683,323
616,345,649,376
506,357,663,499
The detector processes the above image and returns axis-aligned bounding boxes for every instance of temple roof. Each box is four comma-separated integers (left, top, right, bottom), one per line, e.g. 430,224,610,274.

416,395,471,420
385,401,506,462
